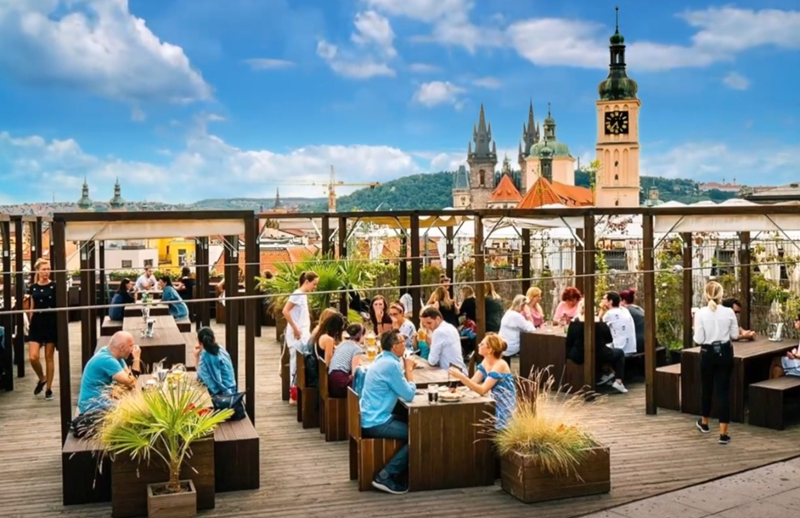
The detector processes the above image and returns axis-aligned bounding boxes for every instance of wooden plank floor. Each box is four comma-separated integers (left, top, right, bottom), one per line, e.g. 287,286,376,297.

1,322,799,518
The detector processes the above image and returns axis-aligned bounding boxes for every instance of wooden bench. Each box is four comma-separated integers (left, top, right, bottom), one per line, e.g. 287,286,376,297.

655,363,681,411
183,333,197,371
280,340,290,401
101,316,123,337
625,347,668,380
62,433,111,505
748,376,800,430
175,317,191,333
347,388,404,491
319,358,348,442
295,351,319,429
214,416,260,492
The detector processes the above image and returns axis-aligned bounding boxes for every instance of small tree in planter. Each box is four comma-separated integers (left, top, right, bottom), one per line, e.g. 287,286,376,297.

96,375,233,518
491,370,610,504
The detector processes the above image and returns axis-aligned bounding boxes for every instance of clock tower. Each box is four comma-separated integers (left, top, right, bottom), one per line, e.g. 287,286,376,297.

595,7,641,208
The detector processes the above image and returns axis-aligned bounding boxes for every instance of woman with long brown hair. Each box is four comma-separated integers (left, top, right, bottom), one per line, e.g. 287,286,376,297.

282,271,319,405
368,295,393,334
427,285,459,328
28,258,57,400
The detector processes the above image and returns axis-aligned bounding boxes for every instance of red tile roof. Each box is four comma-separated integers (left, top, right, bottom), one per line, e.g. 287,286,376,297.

517,177,593,209
490,174,522,203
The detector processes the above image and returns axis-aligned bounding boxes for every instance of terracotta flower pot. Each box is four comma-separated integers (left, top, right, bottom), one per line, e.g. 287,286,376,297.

146,479,197,518
500,446,610,504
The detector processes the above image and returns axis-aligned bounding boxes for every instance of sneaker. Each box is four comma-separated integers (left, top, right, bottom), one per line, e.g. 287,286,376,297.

45,390,54,401
719,434,731,445
33,380,46,396
696,419,710,434
372,475,408,495
598,373,615,386
611,381,628,393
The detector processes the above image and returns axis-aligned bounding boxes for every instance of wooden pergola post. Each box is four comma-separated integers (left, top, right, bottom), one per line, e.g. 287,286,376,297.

643,213,657,415
98,240,107,323
399,235,408,290
12,216,26,377
409,215,421,328
582,213,596,389
195,237,210,331
521,228,531,294
574,229,585,297
79,241,93,369
1,215,12,390
474,215,486,345
739,231,751,331
51,217,71,442
681,233,693,349
244,215,259,423
445,226,455,297
337,217,348,315
321,215,331,257
223,235,240,377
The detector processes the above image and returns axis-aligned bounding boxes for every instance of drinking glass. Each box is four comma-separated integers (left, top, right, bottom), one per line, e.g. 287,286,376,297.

156,369,168,384
427,384,439,404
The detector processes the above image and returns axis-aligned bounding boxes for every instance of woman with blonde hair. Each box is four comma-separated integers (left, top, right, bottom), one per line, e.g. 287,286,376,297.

523,286,545,327
427,285,459,328
448,333,516,429
28,258,58,400
693,281,738,444
498,294,536,358
458,285,476,322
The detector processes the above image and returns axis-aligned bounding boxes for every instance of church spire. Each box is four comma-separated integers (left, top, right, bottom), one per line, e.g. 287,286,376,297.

598,6,638,101
273,187,283,209
77,177,93,211
109,177,126,210
469,103,495,159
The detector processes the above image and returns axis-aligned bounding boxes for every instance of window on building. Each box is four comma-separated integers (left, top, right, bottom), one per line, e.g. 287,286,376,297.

478,170,486,186
121,260,132,268
178,249,187,266
144,259,153,268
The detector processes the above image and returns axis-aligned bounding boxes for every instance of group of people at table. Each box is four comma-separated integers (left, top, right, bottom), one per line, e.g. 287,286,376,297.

107,266,194,322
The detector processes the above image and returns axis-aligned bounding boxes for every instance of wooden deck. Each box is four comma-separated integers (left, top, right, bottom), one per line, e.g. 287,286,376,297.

1,322,800,518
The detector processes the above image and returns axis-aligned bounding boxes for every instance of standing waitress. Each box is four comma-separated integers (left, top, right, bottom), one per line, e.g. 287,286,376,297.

693,281,739,444
28,258,58,400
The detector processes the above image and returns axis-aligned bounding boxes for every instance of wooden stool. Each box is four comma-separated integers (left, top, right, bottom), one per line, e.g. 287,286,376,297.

655,364,681,411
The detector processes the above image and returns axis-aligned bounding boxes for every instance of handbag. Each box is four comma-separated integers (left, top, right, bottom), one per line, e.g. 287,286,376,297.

211,392,246,421
303,352,319,388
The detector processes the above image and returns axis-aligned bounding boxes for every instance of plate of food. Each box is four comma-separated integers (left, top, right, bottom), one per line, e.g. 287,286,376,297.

439,392,464,403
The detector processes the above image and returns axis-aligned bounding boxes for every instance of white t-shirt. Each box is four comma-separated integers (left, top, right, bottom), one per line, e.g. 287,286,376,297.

288,289,310,333
693,306,739,344
135,274,156,291
400,293,413,317
499,310,536,356
603,307,637,355
398,319,416,348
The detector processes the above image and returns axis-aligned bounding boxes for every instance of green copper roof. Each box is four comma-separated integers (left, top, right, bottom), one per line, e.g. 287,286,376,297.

530,140,571,158
598,8,638,101
77,179,93,210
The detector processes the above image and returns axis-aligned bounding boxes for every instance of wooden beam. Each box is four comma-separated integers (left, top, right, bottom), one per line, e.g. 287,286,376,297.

195,237,210,331
321,215,331,257
1,220,13,390
52,219,71,442
399,235,408,290
410,215,421,328
582,214,596,390
87,242,98,352
13,217,24,377
79,242,93,370
474,215,486,345
98,241,107,324
337,217,348,316
575,229,585,297
681,233,693,349
223,235,240,379
244,216,259,424
739,231,751,331
521,228,531,294
445,226,454,297
55,209,255,223
643,213,657,415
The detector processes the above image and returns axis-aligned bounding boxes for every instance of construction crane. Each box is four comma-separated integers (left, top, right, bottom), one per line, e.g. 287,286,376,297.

310,166,380,212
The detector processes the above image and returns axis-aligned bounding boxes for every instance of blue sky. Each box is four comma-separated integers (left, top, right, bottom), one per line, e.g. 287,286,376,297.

0,0,798,204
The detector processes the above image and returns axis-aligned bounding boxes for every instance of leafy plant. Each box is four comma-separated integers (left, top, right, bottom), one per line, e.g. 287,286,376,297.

95,375,232,494
488,369,601,480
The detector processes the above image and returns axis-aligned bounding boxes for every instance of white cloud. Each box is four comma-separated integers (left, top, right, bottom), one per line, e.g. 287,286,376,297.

408,63,440,73
317,10,397,79
0,0,211,103
412,81,465,108
722,71,750,90
243,59,295,70
473,76,501,89
131,107,146,122
0,128,426,203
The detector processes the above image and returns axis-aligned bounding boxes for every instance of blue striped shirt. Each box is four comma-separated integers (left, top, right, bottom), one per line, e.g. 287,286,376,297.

329,340,364,374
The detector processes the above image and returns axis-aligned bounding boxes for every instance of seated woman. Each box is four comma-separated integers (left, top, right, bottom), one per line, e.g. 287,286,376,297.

498,294,536,358
369,295,393,334
458,286,477,323
771,314,800,378
313,311,346,364
448,333,516,429
389,302,416,350
523,287,545,327
195,327,237,396
108,279,135,321
553,286,582,325
159,276,189,320
327,323,366,398
565,299,628,394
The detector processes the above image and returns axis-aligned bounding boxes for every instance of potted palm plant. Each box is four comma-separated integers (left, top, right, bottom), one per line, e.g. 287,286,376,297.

96,374,233,518
492,370,610,504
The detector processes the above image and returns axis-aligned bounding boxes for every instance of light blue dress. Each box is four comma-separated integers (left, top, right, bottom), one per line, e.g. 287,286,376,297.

161,285,189,320
477,364,516,429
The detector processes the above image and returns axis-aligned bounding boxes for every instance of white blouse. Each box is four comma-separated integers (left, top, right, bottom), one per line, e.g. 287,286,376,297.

693,306,739,345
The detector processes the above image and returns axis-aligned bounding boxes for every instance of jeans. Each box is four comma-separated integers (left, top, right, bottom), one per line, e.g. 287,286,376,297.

700,342,734,424
598,346,625,380
362,417,409,478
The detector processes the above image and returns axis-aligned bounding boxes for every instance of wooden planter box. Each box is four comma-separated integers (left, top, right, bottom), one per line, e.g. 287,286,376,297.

500,446,610,504
147,479,196,518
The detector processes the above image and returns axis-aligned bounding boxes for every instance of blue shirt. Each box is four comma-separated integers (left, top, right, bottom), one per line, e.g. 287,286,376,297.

162,285,189,320
77,347,126,414
359,352,416,429
198,347,237,395
108,292,132,321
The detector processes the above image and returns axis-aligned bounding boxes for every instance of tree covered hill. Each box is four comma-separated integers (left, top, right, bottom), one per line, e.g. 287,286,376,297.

309,170,737,211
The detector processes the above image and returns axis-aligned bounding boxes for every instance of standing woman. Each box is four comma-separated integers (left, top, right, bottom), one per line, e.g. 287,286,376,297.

427,286,459,328
282,271,319,405
693,281,738,444
28,258,57,400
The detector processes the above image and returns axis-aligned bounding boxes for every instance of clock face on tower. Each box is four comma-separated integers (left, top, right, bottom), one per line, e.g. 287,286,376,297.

604,111,629,135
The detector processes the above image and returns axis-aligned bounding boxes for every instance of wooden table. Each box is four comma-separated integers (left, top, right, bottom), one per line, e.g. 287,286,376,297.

402,392,495,491
519,328,584,389
123,315,186,370
411,358,456,389
680,337,796,423
123,303,169,319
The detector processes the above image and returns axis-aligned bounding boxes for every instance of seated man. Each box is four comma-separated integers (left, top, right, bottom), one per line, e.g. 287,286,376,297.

134,267,158,300
359,330,416,495
771,314,800,378
721,298,755,340
600,291,637,356
75,331,141,423
419,307,467,374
